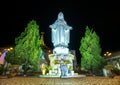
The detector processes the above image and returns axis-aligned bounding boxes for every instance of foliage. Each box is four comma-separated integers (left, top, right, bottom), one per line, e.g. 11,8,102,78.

52,60,59,64
64,60,71,64
52,60,71,65
41,67,47,71
47,65,52,70
104,64,120,75
14,20,42,72
0,66,4,75
113,68,120,75
69,65,73,71
104,65,114,70
5,50,21,64
79,26,105,73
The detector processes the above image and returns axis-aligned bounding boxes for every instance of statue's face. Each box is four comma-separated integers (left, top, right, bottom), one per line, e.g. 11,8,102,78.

58,12,64,20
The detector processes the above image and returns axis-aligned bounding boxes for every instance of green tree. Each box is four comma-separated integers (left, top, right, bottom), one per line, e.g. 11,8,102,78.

79,26,105,74
15,20,42,72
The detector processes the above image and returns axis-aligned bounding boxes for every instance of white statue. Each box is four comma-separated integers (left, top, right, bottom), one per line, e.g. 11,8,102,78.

49,12,72,48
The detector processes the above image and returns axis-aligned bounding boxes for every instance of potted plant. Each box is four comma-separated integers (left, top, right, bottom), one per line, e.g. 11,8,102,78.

41,64,47,75
41,67,46,75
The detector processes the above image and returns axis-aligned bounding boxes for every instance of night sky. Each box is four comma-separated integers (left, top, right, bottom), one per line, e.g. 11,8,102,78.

1,1,120,60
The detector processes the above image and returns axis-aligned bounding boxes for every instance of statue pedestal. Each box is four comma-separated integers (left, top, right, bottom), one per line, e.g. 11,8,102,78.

61,76,68,78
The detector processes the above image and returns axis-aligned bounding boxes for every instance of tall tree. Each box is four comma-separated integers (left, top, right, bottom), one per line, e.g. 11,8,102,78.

15,20,42,72
79,26,105,74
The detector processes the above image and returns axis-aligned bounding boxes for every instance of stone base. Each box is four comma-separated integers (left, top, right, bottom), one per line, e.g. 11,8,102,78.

61,76,68,78
38,75,60,78
38,73,86,78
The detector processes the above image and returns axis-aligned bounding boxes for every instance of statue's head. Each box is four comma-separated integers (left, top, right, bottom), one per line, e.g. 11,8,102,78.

58,12,64,20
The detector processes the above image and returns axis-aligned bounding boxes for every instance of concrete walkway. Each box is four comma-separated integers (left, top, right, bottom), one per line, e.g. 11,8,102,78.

0,76,120,85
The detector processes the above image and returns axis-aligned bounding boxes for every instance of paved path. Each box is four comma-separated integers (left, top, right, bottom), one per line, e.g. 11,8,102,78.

0,76,120,85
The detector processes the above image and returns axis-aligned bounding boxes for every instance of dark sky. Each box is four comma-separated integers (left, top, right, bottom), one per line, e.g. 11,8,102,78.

1,1,120,58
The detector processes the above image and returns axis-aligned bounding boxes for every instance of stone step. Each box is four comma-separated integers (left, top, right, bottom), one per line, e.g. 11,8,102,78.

74,73,78,76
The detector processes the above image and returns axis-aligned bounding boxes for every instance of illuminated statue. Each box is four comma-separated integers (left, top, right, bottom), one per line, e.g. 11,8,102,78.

49,12,72,54
47,12,75,78
49,12,72,48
